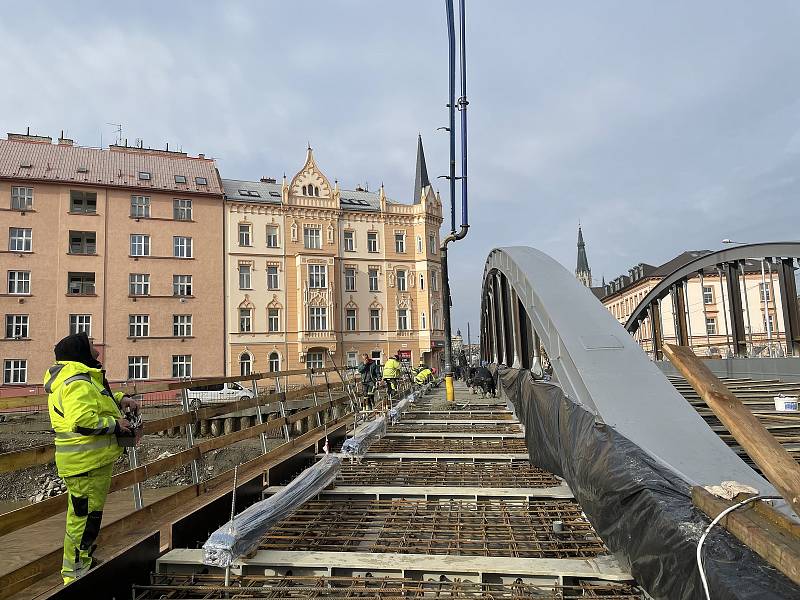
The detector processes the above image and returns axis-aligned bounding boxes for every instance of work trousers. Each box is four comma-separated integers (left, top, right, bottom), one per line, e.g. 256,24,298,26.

61,462,113,584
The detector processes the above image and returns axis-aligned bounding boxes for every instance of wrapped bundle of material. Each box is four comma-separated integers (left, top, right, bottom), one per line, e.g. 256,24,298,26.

202,454,341,568
340,415,387,458
389,391,417,424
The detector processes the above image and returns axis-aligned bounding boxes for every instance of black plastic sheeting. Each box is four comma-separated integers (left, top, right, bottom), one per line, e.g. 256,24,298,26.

497,367,800,600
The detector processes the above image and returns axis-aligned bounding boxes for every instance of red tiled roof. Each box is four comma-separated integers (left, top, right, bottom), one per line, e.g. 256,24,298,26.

0,136,223,196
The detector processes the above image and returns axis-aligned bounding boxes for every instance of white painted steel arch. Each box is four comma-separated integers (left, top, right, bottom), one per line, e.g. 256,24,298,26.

481,246,772,491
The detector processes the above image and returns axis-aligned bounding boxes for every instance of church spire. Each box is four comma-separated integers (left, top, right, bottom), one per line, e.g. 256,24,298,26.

575,225,592,287
413,134,430,204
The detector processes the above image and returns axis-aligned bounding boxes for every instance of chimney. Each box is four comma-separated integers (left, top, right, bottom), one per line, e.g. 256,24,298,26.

198,153,205,159
58,137,74,146
260,177,276,184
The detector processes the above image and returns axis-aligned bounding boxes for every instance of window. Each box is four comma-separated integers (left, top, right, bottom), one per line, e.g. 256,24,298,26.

429,233,437,254
3,359,27,384
173,275,193,296
129,273,150,296
138,171,151,181
173,198,192,220
370,309,381,331
238,223,252,246
420,312,427,329
417,236,423,253
9,228,32,252
240,352,253,376
70,190,97,214
346,352,358,368
419,273,425,290
431,270,439,291
266,226,279,248
174,175,187,184
367,232,378,253
344,267,356,291
173,314,192,337
239,264,252,289
705,317,717,335
173,236,192,258
369,268,379,292
69,231,96,255
8,271,30,295
268,308,280,332
129,314,150,337
765,314,775,332
70,314,92,336
304,226,322,249
396,269,407,292
267,266,279,290
397,308,409,330
269,352,280,372
130,234,150,256
67,272,95,295
11,187,33,210
308,264,327,288
5,315,28,339
195,177,208,186
395,232,406,253
433,309,441,329
343,230,355,252
239,308,252,333
702,286,713,304
371,350,382,365
306,351,324,369
128,356,149,380
130,195,150,218
172,355,192,378
308,307,327,331
760,282,771,302
346,308,357,331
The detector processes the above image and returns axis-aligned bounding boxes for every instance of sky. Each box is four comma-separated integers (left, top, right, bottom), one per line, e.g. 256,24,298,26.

3,1,800,340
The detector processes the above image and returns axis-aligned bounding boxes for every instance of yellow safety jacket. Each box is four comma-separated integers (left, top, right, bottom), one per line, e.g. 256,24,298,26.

44,361,124,477
382,358,401,379
415,368,432,384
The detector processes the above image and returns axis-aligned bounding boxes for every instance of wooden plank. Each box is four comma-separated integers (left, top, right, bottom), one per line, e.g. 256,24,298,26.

692,486,800,587
0,367,342,411
663,343,800,514
0,444,55,473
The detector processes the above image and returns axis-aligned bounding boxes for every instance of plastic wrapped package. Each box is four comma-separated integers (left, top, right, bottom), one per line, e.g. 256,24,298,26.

389,391,417,424
202,454,341,568
340,415,387,458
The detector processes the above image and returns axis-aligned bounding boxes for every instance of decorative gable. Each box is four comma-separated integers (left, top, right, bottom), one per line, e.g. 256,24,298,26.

289,147,333,198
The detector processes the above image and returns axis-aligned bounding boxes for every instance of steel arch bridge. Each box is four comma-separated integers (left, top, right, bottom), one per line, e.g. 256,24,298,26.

621,242,800,359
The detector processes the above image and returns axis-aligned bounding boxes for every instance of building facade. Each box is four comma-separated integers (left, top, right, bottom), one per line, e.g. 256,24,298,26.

0,132,225,389
224,141,445,377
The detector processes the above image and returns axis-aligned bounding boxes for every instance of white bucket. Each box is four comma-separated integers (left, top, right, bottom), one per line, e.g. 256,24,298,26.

773,395,799,412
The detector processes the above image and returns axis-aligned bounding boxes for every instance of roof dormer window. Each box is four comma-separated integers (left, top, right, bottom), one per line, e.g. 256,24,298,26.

138,171,151,181
19,162,32,169
77,166,88,174
174,175,187,184
195,177,208,185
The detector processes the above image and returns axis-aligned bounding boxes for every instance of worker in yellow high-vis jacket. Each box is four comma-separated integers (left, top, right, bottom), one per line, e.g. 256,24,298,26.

44,332,139,584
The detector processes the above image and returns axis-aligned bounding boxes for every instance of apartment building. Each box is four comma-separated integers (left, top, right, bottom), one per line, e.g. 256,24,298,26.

225,139,445,376
0,132,225,388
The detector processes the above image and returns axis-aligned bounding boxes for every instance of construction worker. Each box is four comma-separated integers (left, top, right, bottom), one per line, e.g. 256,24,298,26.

382,353,401,398
45,332,139,584
414,366,433,385
356,353,380,410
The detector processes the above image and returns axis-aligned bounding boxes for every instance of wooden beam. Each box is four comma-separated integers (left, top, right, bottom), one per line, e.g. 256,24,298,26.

663,343,800,515
692,486,800,586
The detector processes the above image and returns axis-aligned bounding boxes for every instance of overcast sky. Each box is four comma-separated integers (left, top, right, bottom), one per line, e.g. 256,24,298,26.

3,1,800,338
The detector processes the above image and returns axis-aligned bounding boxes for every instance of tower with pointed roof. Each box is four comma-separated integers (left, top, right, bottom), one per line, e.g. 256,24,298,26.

576,225,592,287
413,134,430,204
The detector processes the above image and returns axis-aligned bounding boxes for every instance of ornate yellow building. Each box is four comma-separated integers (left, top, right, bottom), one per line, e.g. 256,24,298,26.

224,139,445,376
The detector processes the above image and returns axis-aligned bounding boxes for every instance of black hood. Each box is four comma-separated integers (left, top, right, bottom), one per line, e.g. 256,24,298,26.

54,333,101,369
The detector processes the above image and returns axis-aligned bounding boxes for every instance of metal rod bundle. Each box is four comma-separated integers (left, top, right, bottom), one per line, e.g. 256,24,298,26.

202,454,342,568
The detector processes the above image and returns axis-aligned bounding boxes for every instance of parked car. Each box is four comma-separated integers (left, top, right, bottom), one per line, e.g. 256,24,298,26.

185,382,254,407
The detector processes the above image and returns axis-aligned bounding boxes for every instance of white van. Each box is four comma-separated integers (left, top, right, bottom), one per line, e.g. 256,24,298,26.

185,382,254,407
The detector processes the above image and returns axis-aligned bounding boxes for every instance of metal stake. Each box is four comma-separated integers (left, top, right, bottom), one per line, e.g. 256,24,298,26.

252,377,268,454
180,387,201,485
276,375,291,442
128,446,143,510
307,370,322,427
